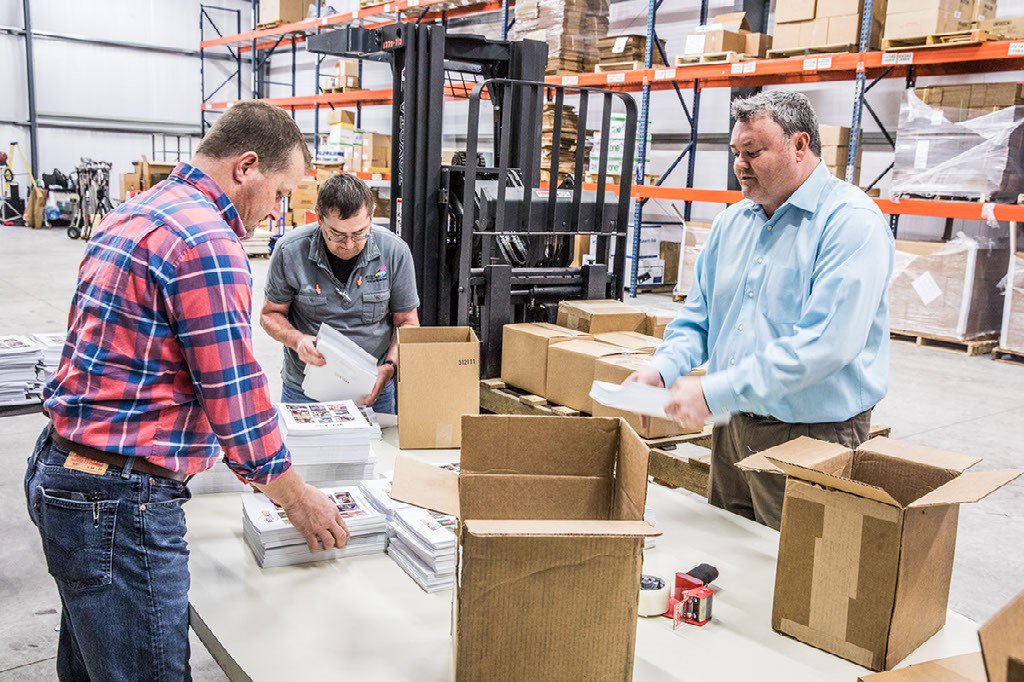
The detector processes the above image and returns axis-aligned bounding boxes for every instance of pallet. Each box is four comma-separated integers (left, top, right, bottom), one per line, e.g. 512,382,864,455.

882,29,989,52
890,329,999,356
255,19,284,30
595,60,645,73
676,51,749,65
766,43,858,59
479,379,581,417
324,86,364,94
992,347,1024,366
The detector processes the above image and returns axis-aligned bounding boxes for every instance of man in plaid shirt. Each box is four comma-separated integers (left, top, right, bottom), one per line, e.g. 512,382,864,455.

24,101,348,681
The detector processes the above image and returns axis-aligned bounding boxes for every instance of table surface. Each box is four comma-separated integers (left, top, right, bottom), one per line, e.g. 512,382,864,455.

186,429,980,682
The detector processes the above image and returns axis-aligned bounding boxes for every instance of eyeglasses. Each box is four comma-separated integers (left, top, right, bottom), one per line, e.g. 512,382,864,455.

322,226,371,245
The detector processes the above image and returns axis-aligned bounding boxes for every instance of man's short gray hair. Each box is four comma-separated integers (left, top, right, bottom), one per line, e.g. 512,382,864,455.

730,91,822,156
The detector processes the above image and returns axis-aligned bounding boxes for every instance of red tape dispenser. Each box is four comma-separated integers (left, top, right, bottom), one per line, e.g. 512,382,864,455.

663,563,718,627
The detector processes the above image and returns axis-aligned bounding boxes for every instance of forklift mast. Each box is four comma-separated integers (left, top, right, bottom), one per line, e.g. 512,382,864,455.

308,24,637,377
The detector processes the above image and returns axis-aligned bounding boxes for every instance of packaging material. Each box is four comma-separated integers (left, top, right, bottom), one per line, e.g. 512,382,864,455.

627,256,666,287
542,103,581,185
24,187,45,228
361,132,391,172
890,236,1008,341
776,0,818,23
774,0,884,49
327,109,356,127
514,0,610,74
980,16,1024,39
640,308,676,339
390,415,658,681
799,17,832,44
683,28,747,56
397,327,480,449
333,59,360,90
1000,251,1024,354
972,0,997,24
571,234,594,268
500,323,592,396
557,299,646,334
884,9,971,39
591,354,698,439
259,0,310,24
745,31,774,57
858,590,1024,682
597,35,667,67
593,331,661,353
290,177,319,211
674,222,712,297
546,340,627,412
772,22,805,49
737,436,1023,671
891,89,1024,200
820,124,851,147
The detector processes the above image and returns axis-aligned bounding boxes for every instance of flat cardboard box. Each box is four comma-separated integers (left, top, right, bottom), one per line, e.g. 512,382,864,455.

776,0,817,23
259,0,309,24
591,354,698,439
557,299,647,334
593,331,662,353
500,323,592,397
390,415,659,682
745,32,774,57
819,124,851,147
980,16,1024,39
884,10,971,39
546,340,627,412
858,590,1024,682
738,437,1023,671
683,28,747,56
397,327,479,449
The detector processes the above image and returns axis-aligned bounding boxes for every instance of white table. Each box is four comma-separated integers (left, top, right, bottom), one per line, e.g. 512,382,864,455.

186,429,980,681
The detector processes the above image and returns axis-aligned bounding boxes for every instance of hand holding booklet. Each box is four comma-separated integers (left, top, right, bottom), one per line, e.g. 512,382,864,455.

589,380,672,419
302,324,378,402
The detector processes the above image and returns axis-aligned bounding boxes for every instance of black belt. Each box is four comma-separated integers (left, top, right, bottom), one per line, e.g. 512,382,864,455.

50,431,188,483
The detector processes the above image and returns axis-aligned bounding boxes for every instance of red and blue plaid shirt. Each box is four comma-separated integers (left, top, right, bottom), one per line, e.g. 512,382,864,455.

44,163,290,484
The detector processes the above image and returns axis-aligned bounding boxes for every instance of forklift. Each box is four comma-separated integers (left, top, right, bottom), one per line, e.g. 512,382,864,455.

308,24,637,377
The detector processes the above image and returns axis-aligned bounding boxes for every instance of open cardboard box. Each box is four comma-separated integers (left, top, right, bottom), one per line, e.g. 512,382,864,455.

738,437,1022,671
557,299,646,334
860,589,1024,682
390,415,659,681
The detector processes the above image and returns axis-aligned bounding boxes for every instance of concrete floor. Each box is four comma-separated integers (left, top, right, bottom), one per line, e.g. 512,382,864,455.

1,225,1022,679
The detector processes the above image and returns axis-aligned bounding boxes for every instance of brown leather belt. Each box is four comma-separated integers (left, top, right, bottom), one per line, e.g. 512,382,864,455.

50,431,189,483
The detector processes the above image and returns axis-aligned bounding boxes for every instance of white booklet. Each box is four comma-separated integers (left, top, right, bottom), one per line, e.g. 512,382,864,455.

589,380,672,419
277,400,371,435
302,323,378,402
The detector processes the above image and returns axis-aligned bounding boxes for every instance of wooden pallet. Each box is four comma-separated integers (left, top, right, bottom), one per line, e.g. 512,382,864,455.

882,29,989,52
324,86,364,94
992,347,1024,366
891,330,999,356
676,51,749,65
595,60,645,73
255,19,284,30
479,379,581,417
767,43,858,59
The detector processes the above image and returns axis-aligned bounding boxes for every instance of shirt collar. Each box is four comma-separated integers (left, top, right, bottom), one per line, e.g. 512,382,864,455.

746,160,831,218
169,163,246,239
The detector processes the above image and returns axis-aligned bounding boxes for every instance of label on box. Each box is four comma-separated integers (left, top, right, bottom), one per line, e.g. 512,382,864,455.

562,75,579,86
803,57,818,71
912,272,943,305
684,34,706,55
743,61,756,73
1009,42,1024,56
816,56,832,69
613,36,629,54
654,68,676,81
913,140,929,170
607,72,626,83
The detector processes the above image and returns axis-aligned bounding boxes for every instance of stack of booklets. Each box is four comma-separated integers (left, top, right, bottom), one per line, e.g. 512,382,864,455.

358,478,410,521
31,332,65,379
387,507,458,593
241,485,387,568
301,324,378,402
189,403,381,494
0,335,43,406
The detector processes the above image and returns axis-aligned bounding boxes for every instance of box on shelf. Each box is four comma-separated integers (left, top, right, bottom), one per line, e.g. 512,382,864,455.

514,0,610,74
546,340,627,412
776,0,817,23
397,327,480,449
390,415,657,681
557,299,646,334
971,0,997,23
773,0,884,49
675,221,712,298
626,256,666,287
659,240,681,285
591,354,699,439
259,0,310,25
1000,252,1024,355
327,109,356,126
745,31,774,57
361,133,391,172
738,436,1023,672
596,34,667,66
500,323,592,397
884,9,971,39
289,177,319,211
333,60,361,90
820,124,852,147
980,15,1024,38
683,11,749,56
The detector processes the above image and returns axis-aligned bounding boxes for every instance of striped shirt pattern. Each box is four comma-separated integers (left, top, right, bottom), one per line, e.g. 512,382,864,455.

44,163,290,483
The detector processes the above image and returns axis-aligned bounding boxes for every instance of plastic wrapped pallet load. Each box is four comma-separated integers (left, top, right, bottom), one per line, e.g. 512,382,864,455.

999,251,1024,354
889,235,1008,342
890,88,1024,201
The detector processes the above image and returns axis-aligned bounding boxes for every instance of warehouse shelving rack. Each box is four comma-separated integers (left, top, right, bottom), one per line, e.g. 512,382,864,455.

199,0,1024,294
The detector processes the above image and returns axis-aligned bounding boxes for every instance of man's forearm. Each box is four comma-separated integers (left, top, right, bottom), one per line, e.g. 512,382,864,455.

261,311,304,350
253,467,304,507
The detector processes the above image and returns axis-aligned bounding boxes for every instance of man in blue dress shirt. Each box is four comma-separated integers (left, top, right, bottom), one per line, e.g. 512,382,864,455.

631,91,895,529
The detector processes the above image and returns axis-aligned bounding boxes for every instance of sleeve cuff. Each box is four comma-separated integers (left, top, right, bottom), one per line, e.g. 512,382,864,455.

228,444,293,485
263,291,293,306
648,353,684,389
700,370,740,417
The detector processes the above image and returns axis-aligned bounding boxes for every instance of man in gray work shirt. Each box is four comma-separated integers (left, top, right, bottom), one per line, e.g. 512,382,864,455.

261,173,420,413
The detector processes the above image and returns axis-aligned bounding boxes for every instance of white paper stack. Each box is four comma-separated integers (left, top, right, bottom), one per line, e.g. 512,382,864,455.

387,507,458,593
241,229,272,257
590,380,672,419
31,332,66,379
302,324,378,402
358,478,411,520
0,335,43,406
241,485,387,568
278,400,377,479
189,459,379,495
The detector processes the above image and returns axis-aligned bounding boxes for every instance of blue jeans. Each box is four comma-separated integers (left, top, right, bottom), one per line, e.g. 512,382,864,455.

282,378,396,415
24,425,193,681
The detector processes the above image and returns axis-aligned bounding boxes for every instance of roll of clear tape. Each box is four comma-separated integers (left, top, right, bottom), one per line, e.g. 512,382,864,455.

638,574,670,617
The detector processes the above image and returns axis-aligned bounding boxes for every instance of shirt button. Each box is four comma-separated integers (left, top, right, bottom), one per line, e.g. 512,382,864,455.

747,291,754,298
767,226,774,231
756,257,764,265
729,358,736,366
737,324,744,331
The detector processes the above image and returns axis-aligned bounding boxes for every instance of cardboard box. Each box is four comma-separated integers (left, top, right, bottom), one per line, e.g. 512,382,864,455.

710,10,751,31
819,124,851,147
745,31,774,57
885,0,971,15
557,300,647,334
981,16,1024,39
314,163,343,183
972,0,997,23
642,309,676,338
327,109,355,126
776,0,817,23
361,132,391,171
738,436,1022,671
817,0,887,19
799,18,831,46
858,590,1024,682
571,234,593,267
660,240,681,285
120,172,141,200
334,59,360,90
390,415,658,682
546,340,626,412
259,0,309,25
683,28,747,55
289,177,319,211
772,22,806,49
591,354,697,439
500,323,592,396
828,14,883,45
593,331,661,353
884,10,971,39
397,327,480,449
